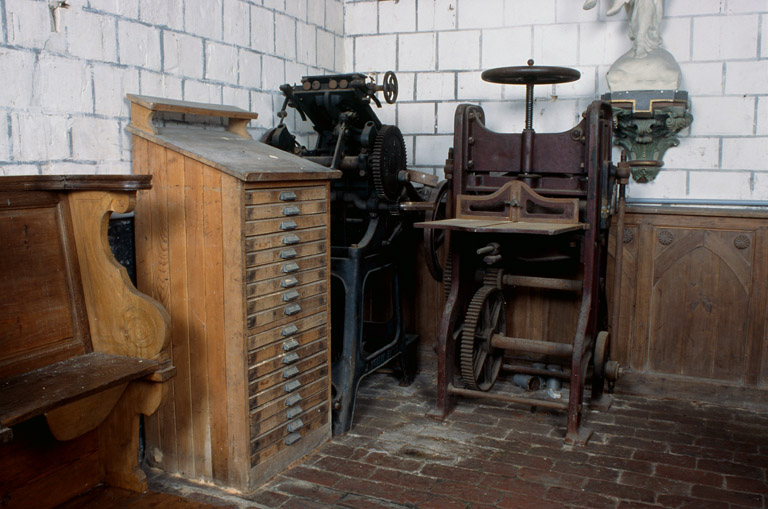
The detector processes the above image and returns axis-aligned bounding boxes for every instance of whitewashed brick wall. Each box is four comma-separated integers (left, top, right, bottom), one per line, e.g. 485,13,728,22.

344,0,768,203
0,0,344,176
2,0,766,204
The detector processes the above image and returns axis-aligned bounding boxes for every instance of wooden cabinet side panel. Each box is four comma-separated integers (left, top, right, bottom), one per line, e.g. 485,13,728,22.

165,149,194,476
202,166,229,483
182,158,213,479
148,141,179,472
221,175,248,488
134,137,179,473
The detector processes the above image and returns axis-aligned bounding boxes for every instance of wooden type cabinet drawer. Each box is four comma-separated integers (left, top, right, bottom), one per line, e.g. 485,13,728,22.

129,96,337,492
244,184,331,471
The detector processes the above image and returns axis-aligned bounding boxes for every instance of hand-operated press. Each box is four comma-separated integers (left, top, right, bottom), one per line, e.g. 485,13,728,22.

417,61,626,444
264,72,442,435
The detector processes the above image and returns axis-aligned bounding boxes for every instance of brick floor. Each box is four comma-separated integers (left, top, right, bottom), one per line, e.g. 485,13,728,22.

147,369,768,508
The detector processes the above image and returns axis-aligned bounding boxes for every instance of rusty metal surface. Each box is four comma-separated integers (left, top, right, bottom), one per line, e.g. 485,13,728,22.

419,62,623,445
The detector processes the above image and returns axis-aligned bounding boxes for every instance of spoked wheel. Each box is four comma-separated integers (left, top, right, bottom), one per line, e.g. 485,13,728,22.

460,286,506,391
423,180,449,282
382,71,398,104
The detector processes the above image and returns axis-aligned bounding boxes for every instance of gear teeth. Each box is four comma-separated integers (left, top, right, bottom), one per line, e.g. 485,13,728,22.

442,249,453,300
460,285,501,391
371,125,406,202
483,269,504,289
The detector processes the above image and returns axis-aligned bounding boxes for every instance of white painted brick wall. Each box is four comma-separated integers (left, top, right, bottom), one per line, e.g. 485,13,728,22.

379,0,416,34
139,0,183,31
164,32,204,79
399,32,435,71
342,0,768,204
72,117,120,161
118,20,162,71
11,113,70,162
6,0,56,48
64,10,117,62
205,41,238,83
2,0,767,205
0,0,344,176
223,0,251,48
297,22,317,66
0,116,9,163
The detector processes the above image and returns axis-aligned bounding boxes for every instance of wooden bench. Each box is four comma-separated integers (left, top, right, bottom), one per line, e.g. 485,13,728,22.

0,175,174,500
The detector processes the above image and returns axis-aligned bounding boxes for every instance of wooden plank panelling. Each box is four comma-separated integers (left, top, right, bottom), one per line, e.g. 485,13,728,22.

202,166,228,482
221,174,248,486
181,157,211,478
166,148,193,476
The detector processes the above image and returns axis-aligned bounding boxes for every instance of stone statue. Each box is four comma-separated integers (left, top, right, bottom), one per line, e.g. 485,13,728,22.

583,0,681,91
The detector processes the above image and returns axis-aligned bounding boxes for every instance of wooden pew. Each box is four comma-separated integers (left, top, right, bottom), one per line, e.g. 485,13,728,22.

0,175,174,506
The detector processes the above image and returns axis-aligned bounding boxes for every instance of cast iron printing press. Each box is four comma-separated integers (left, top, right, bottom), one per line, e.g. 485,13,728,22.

263,72,444,435
417,61,626,444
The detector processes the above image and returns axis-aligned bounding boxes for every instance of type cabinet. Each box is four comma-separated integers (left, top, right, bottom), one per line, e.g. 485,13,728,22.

126,95,340,491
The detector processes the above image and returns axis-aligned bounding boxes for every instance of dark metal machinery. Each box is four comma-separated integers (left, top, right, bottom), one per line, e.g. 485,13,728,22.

417,61,626,444
263,72,441,435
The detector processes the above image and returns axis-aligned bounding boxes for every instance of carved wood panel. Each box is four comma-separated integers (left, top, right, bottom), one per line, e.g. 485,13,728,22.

614,208,768,389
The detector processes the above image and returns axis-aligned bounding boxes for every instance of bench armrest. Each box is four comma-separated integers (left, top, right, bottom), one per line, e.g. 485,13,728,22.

67,188,171,361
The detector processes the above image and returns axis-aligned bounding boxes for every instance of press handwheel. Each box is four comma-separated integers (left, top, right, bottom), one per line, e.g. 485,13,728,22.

481,59,580,131
481,60,580,86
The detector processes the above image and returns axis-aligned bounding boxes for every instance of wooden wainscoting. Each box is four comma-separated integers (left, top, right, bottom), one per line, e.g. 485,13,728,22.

607,206,768,409
406,206,768,410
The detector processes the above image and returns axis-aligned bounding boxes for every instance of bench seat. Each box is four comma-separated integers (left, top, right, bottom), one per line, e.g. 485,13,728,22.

0,353,160,431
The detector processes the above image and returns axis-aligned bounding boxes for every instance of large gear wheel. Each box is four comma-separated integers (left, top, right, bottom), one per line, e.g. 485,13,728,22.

370,125,407,203
460,286,506,391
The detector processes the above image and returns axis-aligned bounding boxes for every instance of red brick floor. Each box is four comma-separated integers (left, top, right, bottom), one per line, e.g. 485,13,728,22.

142,368,768,508
239,370,768,508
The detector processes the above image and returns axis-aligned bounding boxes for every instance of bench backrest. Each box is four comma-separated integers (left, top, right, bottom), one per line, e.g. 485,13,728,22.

0,189,92,379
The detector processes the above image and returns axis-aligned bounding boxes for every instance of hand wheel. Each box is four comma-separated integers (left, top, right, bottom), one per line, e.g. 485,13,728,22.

382,71,398,104
481,60,580,130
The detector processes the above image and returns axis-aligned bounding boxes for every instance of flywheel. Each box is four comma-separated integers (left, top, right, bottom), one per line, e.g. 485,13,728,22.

370,125,407,203
423,179,449,282
460,286,506,391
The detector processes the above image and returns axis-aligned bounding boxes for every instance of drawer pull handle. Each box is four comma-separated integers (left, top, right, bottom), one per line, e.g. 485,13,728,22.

281,325,299,337
286,406,302,419
285,393,303,406
281,277,298,288
285,432,302,446
285,303,302,316
283,338,300,351
287,419,304,433
282,206,300,216
280,220,297,231
283,290,299,302
283,352,300,364
282,234,300,245
280,248,298,260
285,380,302,393
283,366,300,378
279,191,297,202
282,262,299,274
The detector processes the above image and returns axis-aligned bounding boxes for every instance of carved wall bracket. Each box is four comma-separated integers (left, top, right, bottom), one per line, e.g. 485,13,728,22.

603,90,693,183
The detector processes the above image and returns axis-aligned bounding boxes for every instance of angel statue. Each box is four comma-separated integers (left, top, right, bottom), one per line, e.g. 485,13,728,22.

583,0,681,91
